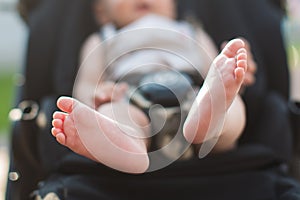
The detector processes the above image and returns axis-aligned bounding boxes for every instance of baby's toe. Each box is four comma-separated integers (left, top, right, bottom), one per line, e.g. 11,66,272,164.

57,96,77,114
56,132,66,145
53,111,68,121
237,59,247,70
222,39,245,58
51,127,62,137
234,68,245,83
236,52,247,62
237,48,247,55
52,118,64,129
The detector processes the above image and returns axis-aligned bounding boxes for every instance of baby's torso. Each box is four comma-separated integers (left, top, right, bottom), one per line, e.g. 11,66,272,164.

98,15,218,161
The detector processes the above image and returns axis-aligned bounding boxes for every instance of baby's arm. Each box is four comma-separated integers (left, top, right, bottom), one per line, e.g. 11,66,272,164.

73,33,106,108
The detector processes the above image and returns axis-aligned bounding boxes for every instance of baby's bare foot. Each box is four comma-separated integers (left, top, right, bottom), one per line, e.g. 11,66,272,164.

184,39,247,144
211,38,247,107
52,96,149,173
52,101,95,161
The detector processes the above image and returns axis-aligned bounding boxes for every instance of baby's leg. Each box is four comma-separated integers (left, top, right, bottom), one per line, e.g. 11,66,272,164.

51,97,149,174
184,39,247,152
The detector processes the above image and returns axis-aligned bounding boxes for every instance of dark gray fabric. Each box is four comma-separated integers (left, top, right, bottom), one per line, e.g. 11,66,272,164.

35,145,300,200
6,1,97,199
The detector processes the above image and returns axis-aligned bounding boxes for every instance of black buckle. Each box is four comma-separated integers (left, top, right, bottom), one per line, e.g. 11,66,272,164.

289,101,300,115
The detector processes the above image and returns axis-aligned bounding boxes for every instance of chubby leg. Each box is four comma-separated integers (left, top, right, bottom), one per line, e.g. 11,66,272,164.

51,97,150,174
183,39,247,152
212,96,246,152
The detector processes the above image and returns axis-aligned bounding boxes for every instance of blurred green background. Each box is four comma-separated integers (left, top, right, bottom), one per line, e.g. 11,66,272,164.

0,1,26,197
0,0,27,137
0,71,15,136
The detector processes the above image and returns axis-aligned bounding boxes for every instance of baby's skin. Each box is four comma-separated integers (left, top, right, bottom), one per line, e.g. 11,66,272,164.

52,38,247,173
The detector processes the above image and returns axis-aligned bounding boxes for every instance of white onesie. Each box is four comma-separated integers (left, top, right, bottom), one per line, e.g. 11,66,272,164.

99,14,214,85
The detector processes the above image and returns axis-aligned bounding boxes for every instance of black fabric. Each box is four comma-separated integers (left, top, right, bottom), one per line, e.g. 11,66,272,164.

6,0,97,199
289,102,300,180
6,0,300,199
35,145,299,200
241,92,293,162
290,102,300,153
7,120,44,200
35,170,300,200
23,0,97,101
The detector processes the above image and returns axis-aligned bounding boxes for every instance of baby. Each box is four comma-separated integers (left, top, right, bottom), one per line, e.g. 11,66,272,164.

51,0,254,173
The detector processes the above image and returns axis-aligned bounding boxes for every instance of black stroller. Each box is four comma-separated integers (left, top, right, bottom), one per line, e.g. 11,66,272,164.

6,0,300,199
